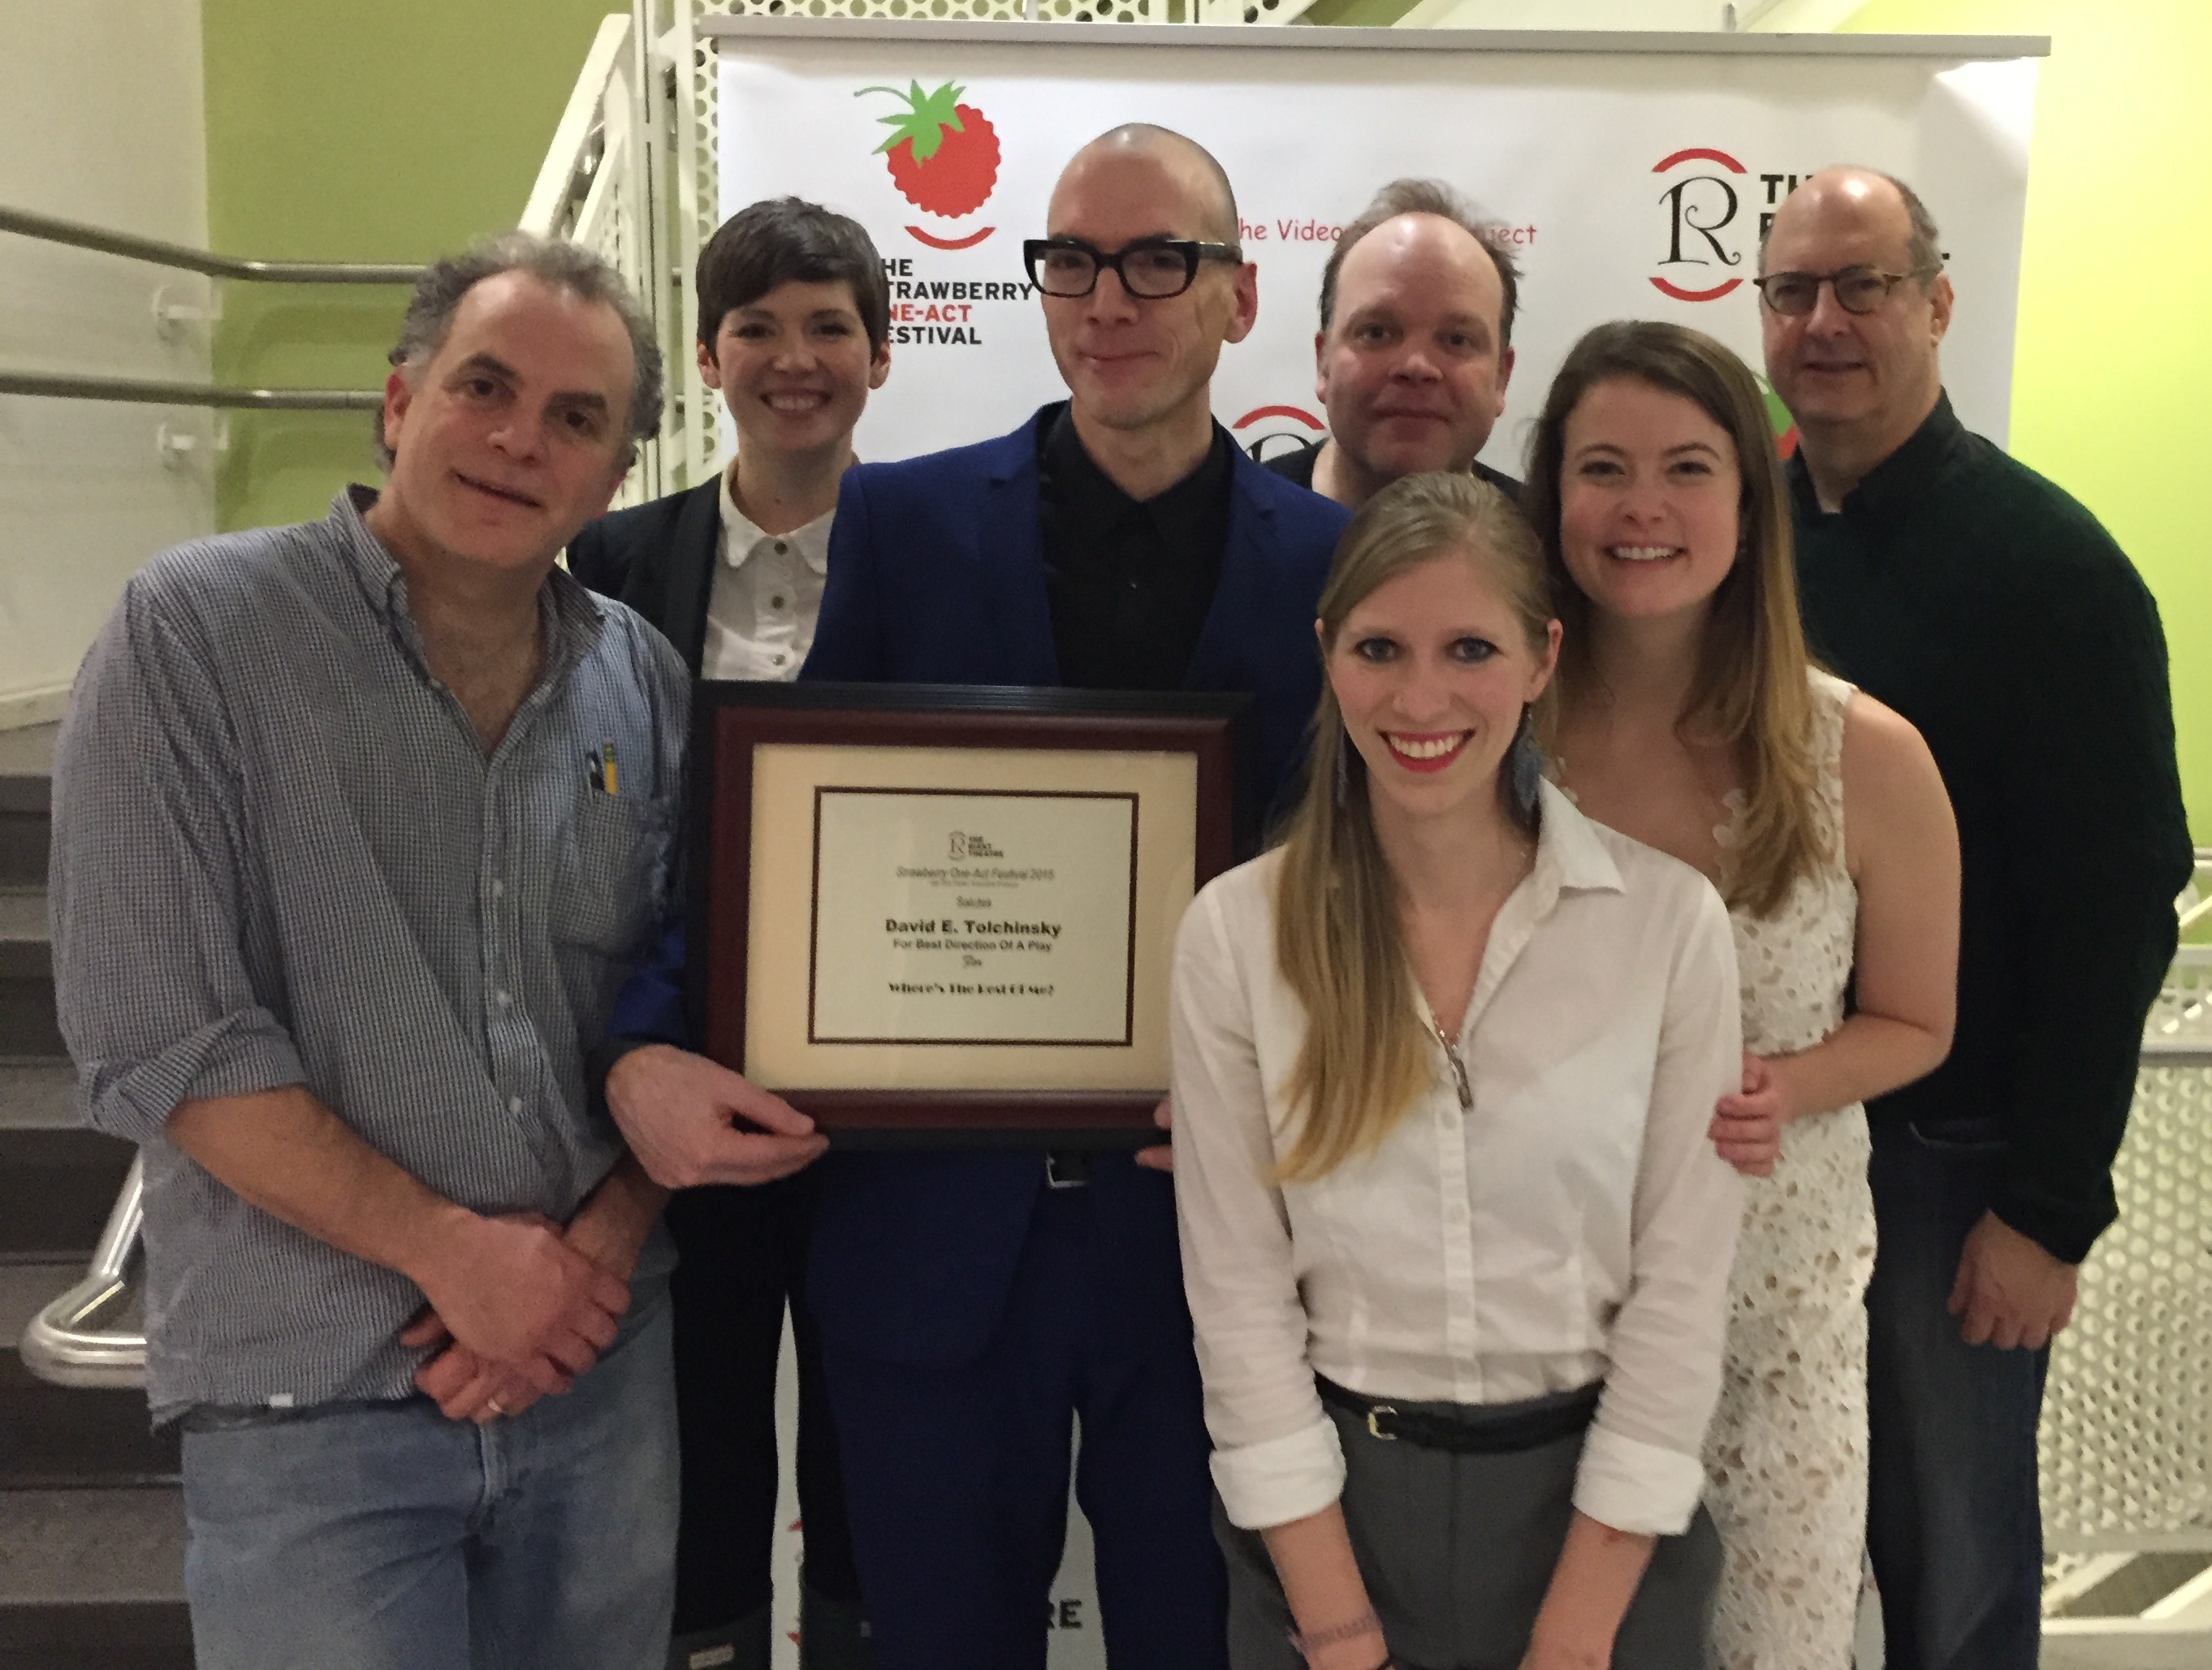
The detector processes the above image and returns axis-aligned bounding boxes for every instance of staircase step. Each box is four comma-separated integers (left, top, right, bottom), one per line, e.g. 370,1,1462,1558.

0,1601,194,1670
0,1127,135,1261
0,1485,186,1603
1,1262,92,1343
0,1064,76,1130
0,723,54,890
0,1353,176,1487
0,980,63,1062
0,888,50,981
0,1483,189,1669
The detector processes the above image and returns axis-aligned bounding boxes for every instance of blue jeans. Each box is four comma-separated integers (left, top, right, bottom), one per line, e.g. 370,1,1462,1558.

1866,1116,2048,1669
179,1284,678,1670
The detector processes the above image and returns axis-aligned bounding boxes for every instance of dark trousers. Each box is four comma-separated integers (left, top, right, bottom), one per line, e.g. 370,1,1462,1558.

1216,1394,1718,1670
820,1184,1227,1670
1866,1115,2049,1670
667,1174,864,1644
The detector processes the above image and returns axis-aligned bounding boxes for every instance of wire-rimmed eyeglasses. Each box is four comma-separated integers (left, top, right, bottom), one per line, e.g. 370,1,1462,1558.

1752,264,1942,317
1022,236,1244,300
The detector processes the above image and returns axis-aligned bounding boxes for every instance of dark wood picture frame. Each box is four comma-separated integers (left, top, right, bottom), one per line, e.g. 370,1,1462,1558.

688,683,1248,1148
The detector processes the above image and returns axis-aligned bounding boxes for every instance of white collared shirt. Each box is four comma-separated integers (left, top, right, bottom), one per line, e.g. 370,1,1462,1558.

702,468,832,682
1170,782,1744,1538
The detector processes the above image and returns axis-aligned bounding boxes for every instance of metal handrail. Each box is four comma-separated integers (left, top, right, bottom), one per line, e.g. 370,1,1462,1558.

0,371,382,410
0,204,424,285
19,1153,147,1389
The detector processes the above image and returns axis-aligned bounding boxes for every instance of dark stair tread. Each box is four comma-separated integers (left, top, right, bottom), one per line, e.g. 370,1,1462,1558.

0,1127,134,1261
0,1354,176,1487
0,979,63,1063
0,891,48,982
0,1600,193,1670
0,723,57,813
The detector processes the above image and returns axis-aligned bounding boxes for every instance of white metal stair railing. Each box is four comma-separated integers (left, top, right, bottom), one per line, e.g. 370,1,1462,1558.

18,1153,146,1389
2039,855,2212,1666
520,11,674,509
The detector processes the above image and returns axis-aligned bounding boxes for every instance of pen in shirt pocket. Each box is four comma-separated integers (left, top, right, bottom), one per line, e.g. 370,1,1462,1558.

586,740,620,795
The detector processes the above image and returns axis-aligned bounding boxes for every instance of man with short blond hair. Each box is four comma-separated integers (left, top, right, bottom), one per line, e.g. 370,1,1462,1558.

1267,177,1523,508
1761,166,2189,1669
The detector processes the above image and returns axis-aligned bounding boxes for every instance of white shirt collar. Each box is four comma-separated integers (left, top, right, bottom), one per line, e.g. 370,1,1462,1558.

1532,778,1626,899
718,464,833,576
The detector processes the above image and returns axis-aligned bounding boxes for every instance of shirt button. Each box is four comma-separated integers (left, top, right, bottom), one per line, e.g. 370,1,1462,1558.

772,652,788,667
496,990,511,1008
508,1097,523,1115
770,594,786,610
491,879,505,900
774,541,788,555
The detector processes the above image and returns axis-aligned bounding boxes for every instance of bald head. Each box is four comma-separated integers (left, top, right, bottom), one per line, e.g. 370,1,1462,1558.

1762,166,1942,281
1052,124,1239,244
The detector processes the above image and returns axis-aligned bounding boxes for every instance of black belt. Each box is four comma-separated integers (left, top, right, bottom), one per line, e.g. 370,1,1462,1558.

1317,1375,1601,1453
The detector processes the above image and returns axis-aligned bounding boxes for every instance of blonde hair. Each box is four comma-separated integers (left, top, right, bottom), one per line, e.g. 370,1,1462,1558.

1272,473,1555,1182
1520,321,1824,918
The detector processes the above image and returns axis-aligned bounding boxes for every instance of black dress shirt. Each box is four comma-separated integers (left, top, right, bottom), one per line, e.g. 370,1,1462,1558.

1259,436,1523,502
1791,392,2192,1263
1038,402,1232,693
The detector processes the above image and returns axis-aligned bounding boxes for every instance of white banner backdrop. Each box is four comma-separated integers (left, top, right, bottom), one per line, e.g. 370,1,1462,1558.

715,21,2038,475
719,23,2039,1668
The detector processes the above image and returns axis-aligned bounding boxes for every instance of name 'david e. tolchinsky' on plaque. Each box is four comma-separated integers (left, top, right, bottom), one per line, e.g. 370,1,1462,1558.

807,788,1141,1046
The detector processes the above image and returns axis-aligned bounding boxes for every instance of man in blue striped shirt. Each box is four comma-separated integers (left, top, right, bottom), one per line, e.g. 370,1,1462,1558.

50,234,823,1670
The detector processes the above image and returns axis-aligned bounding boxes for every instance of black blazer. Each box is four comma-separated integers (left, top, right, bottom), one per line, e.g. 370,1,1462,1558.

565,480,723,675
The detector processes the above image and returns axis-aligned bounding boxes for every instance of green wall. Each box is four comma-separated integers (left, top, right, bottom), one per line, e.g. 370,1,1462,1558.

202,0,624,531
1835,0,2210,839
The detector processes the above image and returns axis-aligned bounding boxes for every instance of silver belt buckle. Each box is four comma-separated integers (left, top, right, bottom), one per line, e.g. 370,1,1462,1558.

1044,1152,1091,1189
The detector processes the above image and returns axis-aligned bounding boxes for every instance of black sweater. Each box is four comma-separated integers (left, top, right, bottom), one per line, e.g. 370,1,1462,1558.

1791,392,2192,1263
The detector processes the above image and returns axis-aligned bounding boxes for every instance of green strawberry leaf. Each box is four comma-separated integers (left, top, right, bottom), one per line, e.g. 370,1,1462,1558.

857,81,969,162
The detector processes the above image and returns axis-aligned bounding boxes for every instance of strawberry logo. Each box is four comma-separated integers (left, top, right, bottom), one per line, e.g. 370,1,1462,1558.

859,81,1001,221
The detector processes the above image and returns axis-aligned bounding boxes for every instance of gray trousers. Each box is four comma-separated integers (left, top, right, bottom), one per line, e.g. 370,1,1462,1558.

1218,1391,1720,1670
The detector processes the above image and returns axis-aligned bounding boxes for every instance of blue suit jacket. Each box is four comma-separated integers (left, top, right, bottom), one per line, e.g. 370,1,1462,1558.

796,407,1349,1369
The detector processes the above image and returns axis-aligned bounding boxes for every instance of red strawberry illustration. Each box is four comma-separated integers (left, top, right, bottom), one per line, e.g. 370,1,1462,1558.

858,81,1000,219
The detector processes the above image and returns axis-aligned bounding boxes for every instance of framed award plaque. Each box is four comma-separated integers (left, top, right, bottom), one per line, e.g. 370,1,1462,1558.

689,683,1248,1146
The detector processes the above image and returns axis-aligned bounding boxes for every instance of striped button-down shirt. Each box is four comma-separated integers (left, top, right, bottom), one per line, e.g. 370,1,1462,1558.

51,488,689,1418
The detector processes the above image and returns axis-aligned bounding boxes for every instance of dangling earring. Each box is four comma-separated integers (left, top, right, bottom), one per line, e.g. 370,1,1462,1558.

1510,707,1545,823
1333,727,1352,808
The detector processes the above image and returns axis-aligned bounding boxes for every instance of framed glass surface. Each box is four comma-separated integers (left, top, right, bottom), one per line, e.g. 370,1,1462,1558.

689,684,1247,1146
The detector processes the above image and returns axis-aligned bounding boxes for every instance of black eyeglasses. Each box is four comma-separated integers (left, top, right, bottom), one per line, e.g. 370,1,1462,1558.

1752,264,1941,317
1022,236,1243,300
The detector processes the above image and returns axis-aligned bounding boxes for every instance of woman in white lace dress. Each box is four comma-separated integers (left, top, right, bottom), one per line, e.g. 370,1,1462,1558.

1522,322,1961,1668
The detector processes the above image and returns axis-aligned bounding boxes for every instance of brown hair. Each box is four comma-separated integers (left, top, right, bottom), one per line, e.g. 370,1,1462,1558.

1521,320,1822,918
1317,179,1523,348
1272,472,1554,1181
696,196,891,353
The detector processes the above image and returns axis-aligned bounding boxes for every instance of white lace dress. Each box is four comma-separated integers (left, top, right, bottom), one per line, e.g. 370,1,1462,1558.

1703,668,1873,1669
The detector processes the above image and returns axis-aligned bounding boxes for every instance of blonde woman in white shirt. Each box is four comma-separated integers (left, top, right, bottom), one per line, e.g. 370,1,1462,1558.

1172,472,1747,1670
1523,321,1959,1670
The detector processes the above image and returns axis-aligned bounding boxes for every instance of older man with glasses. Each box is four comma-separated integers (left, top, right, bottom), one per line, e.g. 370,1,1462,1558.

598,124,1349,1670
1760,166,2191,1670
